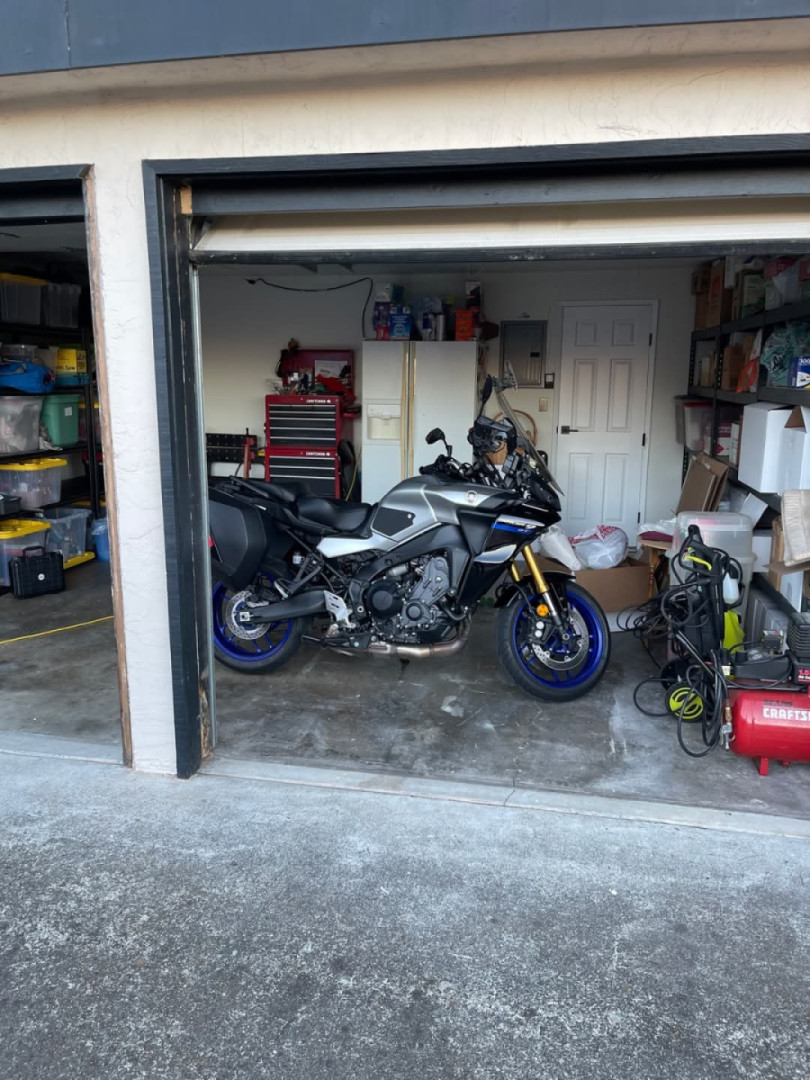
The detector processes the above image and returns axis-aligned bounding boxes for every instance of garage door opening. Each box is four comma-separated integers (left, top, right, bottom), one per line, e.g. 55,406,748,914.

0,213,122,758
193,241,810,816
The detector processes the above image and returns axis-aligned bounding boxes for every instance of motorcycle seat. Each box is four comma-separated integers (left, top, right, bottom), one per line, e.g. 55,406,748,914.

296,495,373,533
235,479,308,504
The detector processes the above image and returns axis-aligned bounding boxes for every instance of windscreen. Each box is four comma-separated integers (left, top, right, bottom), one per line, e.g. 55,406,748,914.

493,378,564,495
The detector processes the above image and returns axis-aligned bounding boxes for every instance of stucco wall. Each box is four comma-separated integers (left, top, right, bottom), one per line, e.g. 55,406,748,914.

0,27,806,770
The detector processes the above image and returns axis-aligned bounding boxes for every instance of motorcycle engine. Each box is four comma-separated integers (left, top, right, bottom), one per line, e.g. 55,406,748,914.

366,555,451,640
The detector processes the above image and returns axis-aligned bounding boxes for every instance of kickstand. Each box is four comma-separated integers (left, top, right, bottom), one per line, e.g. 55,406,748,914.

398,658,410,678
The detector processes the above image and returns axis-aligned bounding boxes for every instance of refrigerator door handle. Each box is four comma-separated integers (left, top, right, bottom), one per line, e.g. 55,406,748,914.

400,342,409,482
408,344,417,477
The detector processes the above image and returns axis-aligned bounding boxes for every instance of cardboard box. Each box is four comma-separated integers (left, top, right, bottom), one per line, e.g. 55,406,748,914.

388,305,412,340
765,517,802,607
706,259,733,328
738,272,765,318
691,262,712,295
780,405,810,492
708,420,733,459
455,310,475,341
676,452,728,514
799,256,810,300
764,256,800,309
375,284,404,303
729,420,742,467
575,557,650,614
737,402,792,493
720,344,745,390
694,291,708,330
768,516,784,590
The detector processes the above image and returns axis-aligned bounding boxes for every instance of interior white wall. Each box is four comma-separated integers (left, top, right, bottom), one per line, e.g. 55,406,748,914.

0,26,804,771
200,262,693,524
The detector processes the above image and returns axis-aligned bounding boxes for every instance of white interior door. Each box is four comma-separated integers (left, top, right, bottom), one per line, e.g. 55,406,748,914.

557,303,653,539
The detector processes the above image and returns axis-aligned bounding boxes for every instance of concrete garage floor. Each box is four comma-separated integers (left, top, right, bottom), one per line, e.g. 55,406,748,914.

0,561,120,748
2,565,808,822
215,609,810,821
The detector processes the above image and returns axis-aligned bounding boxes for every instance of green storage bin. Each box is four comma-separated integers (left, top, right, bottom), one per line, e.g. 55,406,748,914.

41,393,81,447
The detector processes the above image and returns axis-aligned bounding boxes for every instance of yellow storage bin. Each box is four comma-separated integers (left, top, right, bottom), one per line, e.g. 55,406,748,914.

0,457,68,510
0,518,51,585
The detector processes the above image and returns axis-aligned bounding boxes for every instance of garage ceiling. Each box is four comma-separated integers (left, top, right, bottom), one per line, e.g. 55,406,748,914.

0,220,87,256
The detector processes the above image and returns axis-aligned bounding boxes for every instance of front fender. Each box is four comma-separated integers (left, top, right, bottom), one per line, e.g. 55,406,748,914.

494,569,573,608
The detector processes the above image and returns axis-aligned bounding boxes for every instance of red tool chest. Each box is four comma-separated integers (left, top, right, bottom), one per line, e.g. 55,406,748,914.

264,447,341,497
264,395,343,496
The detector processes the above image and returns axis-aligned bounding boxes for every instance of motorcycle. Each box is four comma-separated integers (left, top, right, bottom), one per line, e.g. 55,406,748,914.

208,376,610,701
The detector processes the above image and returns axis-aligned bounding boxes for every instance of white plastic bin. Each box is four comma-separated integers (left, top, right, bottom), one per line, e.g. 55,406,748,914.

674,398,713,453
0,396,43,455
0,457,67,510
668,511,754,562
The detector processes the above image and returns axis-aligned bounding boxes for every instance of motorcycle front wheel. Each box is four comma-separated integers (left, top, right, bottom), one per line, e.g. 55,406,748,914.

212,582,303,673
496,580,610,702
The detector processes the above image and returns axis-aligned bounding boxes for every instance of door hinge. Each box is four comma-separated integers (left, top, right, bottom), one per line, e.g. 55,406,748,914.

649,332,653,346
641,432,647,447
637,511,641,524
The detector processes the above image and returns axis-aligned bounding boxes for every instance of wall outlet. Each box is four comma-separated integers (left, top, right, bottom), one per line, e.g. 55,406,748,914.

538,397,549,412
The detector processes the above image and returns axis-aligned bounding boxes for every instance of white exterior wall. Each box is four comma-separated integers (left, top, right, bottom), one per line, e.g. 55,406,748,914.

0,25,807,770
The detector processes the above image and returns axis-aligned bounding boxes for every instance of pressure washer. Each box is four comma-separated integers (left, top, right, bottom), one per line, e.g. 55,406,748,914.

624,525,810,774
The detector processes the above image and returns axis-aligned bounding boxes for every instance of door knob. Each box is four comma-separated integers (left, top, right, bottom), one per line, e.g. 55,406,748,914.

560,425,579,434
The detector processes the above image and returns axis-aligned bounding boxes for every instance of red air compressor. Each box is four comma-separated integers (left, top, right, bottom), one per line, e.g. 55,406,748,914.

632,526,810,775
730,690,810,775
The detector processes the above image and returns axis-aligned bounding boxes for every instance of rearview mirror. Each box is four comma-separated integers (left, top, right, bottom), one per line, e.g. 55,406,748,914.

426,428,446,445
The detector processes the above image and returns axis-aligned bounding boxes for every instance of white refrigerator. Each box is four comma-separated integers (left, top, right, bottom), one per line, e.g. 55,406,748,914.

360,340,479,503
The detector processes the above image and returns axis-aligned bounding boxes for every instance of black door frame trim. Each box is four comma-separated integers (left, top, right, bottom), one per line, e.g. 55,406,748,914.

142,133,810,777
0,165,87,223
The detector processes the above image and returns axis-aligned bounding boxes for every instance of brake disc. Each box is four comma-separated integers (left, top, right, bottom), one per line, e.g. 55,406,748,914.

224,589,272,641
531,608,589,669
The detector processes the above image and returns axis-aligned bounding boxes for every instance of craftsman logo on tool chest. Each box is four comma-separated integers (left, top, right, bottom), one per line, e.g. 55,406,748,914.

763,706,810,723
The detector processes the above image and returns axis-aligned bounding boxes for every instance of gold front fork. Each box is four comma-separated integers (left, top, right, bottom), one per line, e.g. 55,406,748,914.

521,544,549,594
513,544,563,626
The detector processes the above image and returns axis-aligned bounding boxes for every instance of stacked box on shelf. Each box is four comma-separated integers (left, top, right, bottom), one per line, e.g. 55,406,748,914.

265,395,342,496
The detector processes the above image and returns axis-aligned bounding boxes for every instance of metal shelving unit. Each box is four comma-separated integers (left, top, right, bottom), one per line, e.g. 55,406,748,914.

0,321,102,518
684,293,810,615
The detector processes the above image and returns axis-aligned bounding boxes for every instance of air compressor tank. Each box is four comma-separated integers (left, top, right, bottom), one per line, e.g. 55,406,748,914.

731,689,810,775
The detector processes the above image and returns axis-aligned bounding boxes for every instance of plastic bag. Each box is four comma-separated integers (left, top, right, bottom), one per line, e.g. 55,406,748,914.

569,525,628,569
534,526,582,572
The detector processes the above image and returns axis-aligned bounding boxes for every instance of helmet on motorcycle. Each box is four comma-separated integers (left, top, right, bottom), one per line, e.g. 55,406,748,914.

468,415,517,455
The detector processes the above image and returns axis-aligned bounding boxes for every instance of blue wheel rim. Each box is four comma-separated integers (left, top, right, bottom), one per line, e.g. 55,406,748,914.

513,589,604,688
212,582,293,663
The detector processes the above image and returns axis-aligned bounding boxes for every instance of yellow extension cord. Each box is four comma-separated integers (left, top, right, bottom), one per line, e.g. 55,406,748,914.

0,615,114,647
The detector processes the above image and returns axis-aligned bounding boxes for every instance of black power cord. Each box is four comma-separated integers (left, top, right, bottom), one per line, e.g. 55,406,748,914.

623,528,748,757
247,276,375,339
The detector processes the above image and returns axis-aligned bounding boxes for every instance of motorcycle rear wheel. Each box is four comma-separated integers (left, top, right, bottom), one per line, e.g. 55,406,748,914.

212,582,303,673
496,581,610,702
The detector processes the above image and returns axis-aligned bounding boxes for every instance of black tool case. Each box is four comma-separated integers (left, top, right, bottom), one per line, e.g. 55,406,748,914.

9,546,65,598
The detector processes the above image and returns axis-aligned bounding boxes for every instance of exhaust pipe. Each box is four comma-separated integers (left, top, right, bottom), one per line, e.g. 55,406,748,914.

368,621,470,659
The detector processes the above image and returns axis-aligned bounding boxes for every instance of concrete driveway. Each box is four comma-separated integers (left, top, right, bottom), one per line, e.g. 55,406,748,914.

0,751,808,1079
